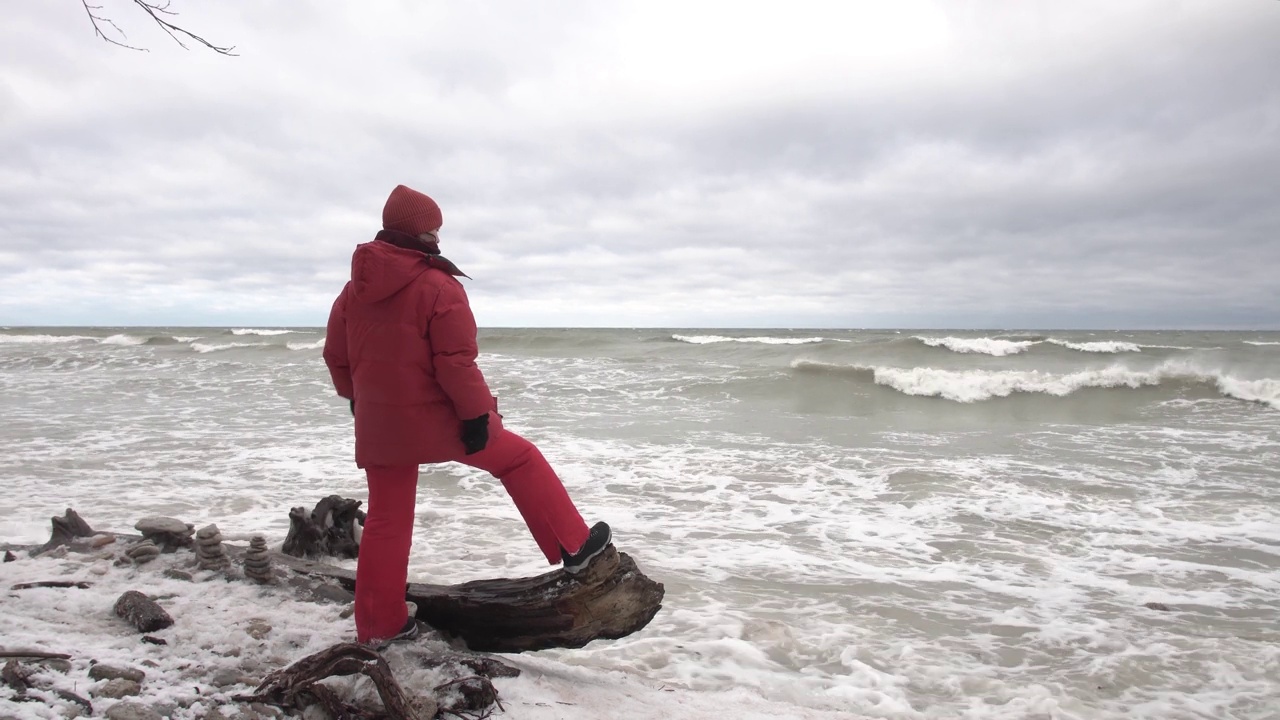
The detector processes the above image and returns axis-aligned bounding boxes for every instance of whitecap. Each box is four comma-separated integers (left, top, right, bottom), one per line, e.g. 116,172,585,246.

914,336,1038,356
1244,341,1280,346
287,339,326,351
0,333,96,345
191,342,270,353
856,360,1278,408
230,328,295,336
672,334,825,345
99,334,147,346
1047,339,1142,353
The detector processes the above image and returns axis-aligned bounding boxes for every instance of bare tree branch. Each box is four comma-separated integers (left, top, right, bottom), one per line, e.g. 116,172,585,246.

79,0,238,56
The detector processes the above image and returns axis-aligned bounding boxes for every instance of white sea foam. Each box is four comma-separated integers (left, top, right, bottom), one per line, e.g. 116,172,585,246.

287,339,326,351
0,333,96,344
673,334,825,345
1244,341,1280,346
913,336,1037,356
191,342,270,353
1046,338,1142,353
99,333,147,346
230,328,295,336
174,336,203,343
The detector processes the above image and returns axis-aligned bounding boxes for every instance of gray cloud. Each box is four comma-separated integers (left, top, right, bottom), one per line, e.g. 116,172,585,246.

1,0,1277,328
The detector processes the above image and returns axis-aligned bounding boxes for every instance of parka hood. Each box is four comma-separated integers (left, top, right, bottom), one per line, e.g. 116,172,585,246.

350,239,432,303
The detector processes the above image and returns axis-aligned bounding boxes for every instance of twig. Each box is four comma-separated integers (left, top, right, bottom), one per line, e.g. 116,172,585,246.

129,0,238,55
79,0,237,55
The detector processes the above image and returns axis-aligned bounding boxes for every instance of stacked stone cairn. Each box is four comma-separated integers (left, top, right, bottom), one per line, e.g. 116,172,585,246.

195,523,231,571
134,516,195,552
243,535,274,584
125,539,160,565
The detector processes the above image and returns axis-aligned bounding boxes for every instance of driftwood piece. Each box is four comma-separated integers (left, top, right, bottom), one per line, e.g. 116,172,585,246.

267,545,665,653
113,590,174,633
0,651,73,661
32,509,95,556
282,495,366,560
235,642,434,720
10,581,92,590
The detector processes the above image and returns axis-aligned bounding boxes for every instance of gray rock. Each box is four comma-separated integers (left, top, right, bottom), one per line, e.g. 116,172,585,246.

163,569,194,582
125,541,160,565
310,583,354,604
113,590,174,633
95,678,141,699
38,658,73,674
134,517,189,535
105,701,162,720
244,618,272,640
89,664,146,683
210,668,256,688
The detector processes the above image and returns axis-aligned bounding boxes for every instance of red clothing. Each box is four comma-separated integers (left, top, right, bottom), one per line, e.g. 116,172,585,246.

324,239,499,467
325,230,591,645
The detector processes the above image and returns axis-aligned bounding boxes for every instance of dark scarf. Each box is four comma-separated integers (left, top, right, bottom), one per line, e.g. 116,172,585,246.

374,229,469,278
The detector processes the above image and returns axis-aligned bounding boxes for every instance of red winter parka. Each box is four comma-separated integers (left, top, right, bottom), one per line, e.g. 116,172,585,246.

323,239,500,468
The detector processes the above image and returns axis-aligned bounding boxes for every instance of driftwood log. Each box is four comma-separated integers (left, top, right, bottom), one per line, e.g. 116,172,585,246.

271,545,665,653
282,495,365,560
31,509,95,556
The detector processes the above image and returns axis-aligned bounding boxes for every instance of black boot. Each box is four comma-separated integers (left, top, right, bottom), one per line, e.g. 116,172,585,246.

561,521,612,574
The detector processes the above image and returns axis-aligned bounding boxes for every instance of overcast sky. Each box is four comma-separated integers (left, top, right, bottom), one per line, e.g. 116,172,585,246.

2,1,1277,329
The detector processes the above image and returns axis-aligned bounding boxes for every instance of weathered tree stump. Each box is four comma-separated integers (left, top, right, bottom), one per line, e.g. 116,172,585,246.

266,545,665,653
282,495,365,560
113,590,174,633
32,509,95,556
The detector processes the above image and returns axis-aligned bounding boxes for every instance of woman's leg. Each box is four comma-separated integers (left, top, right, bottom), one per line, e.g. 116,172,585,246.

354,464,419,643
459,429,589,564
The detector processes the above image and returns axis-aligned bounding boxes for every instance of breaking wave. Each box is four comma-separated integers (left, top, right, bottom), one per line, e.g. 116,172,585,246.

191,342,271,353
791,359,1279,409
1045,339,1142,353
286,339,326,351
100,334,147,346
673,334,826,345
914,335,1180,355
0,334,96,345
912,336,1037,356
1245,341,1280,346
229,329,296,336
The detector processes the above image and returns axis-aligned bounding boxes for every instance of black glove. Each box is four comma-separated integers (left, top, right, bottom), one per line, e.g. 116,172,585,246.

461,413,490,455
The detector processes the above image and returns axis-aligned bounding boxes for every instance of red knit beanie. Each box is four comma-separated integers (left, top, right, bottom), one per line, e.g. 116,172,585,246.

382,185,443,235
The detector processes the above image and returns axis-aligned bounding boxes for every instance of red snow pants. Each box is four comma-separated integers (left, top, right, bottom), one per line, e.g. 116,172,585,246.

353,428,590,643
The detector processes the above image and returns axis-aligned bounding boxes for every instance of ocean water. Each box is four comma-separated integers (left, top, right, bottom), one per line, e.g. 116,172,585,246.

1,327,1278,719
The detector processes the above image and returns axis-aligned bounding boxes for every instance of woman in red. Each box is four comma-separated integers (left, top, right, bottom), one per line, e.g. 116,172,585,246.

323,184,612,646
